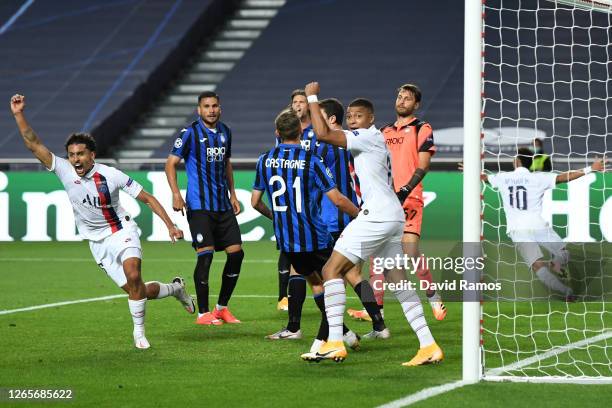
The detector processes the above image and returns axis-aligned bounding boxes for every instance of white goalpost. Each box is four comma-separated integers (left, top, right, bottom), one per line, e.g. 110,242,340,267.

463,0,485,385
463,0,612,384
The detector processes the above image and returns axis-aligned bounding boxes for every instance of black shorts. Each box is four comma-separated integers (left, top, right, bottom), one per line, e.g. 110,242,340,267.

285,247,332,277
187,209,242,251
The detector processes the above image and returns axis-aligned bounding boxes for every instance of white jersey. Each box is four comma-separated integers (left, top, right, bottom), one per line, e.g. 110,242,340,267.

48,154,143,241
344,126,404,222
488,167,557,233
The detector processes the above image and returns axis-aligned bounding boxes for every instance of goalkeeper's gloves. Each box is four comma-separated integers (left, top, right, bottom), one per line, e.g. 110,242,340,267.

396,168,426,204
396,185,412,203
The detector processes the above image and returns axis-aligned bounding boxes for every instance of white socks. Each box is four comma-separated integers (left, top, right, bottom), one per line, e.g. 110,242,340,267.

393,289,435,348
324,279,346,342
151,281,179,299
536,266,573,296
128,298,147,335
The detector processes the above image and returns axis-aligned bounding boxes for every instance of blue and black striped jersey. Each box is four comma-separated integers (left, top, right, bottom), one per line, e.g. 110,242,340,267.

170,118,232,212
310,137,358,233
253,144,334,253
301,125,359,234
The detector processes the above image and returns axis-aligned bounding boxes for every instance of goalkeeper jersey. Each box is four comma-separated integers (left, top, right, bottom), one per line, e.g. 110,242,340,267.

381,117,436,203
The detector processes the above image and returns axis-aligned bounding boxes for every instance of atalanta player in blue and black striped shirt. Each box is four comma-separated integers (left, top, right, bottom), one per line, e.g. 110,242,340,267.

165,91,244,326
290,92,360,239
251,109,359,341
274,92,360,311
274,90,318,311
312,98,360,238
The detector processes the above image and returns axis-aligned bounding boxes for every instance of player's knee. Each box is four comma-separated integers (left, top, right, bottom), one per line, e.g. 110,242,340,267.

531,259,546,272
124,270,142,288
321,262,335,281
344,269,361,288
554,248,570,266
227,249,244,263
307,272,323,287
223,249,244,278
311,283,324,295
194,250,213,283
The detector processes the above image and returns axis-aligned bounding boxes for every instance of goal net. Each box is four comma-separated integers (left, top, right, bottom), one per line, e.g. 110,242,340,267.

480,0,612,383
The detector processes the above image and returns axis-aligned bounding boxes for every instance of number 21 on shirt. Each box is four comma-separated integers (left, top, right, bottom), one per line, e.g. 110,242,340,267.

269,175,302,213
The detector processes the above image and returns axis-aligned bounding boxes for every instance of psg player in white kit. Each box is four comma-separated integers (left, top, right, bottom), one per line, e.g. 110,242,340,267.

485,148,608,300
303,83,443,366
11,94,195,350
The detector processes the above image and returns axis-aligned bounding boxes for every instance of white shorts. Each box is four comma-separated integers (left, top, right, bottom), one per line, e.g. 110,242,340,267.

334,216,404,265
89,227,142,287
508,228,565,267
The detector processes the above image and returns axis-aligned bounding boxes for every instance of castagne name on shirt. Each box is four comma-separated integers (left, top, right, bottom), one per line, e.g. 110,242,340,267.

265,157,306,169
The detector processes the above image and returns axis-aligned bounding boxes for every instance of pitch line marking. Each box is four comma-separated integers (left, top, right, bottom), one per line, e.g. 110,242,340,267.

0,294,128,315
0,294,360,316
374,331,612,406
485,330,612,377
375,380,466,408
0,258,276,263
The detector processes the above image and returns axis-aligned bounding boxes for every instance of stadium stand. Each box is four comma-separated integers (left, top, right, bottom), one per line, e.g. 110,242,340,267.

117,0,285,160
148,0,609,161
4,0,605,163
0,0,236,158
152,0,465,159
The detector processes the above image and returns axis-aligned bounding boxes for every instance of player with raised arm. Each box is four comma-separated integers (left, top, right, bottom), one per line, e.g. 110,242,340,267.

314,98,389,343
298,99,390,357
274,92,385,348
304,83,443,365
10,94,194,350
251,109,360,346
165,91,244,326
484,148,608,300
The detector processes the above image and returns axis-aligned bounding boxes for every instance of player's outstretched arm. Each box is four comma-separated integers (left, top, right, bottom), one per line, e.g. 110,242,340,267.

305,82,347,148
136,190,184,242
555,157,608,184
10,94,52,169
164,155,187,215
250,189,273,220
325,188,360,218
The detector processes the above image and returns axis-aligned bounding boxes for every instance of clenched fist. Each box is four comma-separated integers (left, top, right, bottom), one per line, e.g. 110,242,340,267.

10,94,25,115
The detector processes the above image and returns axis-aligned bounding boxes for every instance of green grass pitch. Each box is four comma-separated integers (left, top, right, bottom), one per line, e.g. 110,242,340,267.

1,241,611,407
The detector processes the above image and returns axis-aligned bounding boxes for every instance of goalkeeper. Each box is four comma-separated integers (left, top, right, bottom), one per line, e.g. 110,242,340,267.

484,149,607,300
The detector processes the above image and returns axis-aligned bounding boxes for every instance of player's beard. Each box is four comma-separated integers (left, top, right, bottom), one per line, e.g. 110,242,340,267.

396,106,413,117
